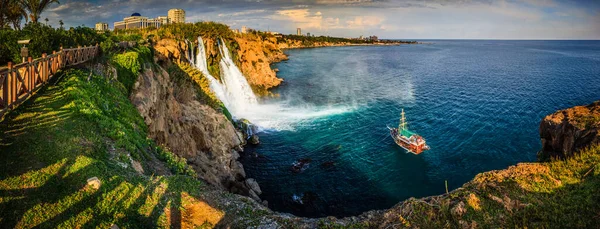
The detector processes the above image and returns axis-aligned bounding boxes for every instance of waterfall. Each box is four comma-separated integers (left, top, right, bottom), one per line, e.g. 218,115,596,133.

195,37,231,110
191,36,352,131
217,38,258,117
185,39,195,65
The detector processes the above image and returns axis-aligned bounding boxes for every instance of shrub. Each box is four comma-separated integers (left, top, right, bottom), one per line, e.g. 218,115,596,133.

0,23,108,65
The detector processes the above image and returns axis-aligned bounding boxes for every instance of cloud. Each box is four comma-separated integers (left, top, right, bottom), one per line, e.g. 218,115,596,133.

34,0,600,39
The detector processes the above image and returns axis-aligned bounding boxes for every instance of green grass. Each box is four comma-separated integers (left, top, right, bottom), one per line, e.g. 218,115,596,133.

112,46,153,95
0,68,212,228
387,144,600,228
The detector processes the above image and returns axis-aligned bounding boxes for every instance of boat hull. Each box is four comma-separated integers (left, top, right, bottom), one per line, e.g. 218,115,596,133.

389,127,430,155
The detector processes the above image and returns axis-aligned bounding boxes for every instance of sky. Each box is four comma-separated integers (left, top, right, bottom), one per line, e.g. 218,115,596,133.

40,0,600,39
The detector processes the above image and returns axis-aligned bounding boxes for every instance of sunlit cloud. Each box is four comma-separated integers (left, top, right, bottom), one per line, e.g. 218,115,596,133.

37,0,600,39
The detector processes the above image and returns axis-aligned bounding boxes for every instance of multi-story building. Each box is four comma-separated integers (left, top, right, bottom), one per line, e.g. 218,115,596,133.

241,26,247,34
114,12,168,30
95,22,108,31
157,16,169,24
297,28,302,36
168,9,185,23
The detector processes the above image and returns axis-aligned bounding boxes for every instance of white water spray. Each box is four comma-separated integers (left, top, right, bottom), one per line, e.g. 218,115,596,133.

191,36,353,131
217,38,258,116
195,37,231,110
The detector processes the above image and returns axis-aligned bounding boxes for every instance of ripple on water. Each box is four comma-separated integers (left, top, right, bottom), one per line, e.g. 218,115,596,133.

241,40,600,218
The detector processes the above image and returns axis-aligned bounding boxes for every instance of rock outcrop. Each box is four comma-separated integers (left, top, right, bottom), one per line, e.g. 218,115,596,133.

539,101,600,160
154,39,189,64
234,35,286,91
130,64,260,199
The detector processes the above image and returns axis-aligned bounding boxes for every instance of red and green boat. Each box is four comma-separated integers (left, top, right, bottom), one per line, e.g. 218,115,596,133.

388,109,430,155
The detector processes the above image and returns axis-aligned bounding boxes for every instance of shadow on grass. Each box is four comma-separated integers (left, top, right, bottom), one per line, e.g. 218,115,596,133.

0,68,224,228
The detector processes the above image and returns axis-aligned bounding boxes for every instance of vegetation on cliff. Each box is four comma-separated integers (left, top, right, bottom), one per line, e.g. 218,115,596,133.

168,62,233,121
111,46,153,94
0,67,208,228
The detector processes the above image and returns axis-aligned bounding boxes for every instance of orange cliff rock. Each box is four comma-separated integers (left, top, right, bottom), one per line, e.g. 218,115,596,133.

234,35,286,91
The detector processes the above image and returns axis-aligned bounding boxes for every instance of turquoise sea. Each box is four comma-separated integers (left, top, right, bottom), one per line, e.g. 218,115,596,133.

241,40,600,217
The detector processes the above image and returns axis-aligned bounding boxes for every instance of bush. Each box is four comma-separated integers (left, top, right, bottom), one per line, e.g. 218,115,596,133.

110,46,153,94
0,23,108,65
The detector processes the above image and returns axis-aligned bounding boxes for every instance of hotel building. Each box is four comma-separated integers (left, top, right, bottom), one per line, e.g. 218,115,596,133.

114,9,185,30
95,22,108,31
168,9,185,23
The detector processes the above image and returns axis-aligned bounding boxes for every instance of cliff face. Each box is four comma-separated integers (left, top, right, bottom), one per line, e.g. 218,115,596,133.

539,101,600,160
154,39,189,64
234,35,286,91
129,62,267,203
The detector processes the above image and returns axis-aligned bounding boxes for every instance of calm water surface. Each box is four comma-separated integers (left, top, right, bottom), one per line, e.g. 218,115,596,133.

241,40,600,217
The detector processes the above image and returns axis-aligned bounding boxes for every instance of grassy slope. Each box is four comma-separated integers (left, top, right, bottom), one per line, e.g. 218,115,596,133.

0,64,218,228
356,144,600,229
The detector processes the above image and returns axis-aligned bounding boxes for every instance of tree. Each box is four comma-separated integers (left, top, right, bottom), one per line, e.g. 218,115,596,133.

19,0,59,24
44,17,47,25
1,0,27,30
58,19,62,29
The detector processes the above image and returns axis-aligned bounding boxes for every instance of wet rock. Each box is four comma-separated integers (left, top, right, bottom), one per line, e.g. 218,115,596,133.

250,135,260,145
249,189,261,201
291,158,312,173
246,178,262,195
236,118,260,145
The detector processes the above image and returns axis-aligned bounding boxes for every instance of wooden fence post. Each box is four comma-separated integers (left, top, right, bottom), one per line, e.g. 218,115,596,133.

9,62,15,106
42,53,47,82
59,46,64,68
4,62,12,108
52,51,57,73
28,56,33,94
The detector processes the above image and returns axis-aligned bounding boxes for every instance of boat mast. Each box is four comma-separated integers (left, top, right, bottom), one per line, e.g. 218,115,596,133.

399,109,407,130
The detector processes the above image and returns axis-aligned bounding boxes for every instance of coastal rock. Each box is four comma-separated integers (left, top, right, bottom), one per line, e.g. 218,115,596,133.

246,178,262,195
130,64,252,194
235,35,285,92
291,158,312,173
154,39,187,64
539,101,600,160
236,118,260,145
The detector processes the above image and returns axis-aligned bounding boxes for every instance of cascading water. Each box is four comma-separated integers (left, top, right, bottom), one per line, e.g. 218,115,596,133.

185,39,195,65
191,36,353,131
195,37,231,110
217,38,258,116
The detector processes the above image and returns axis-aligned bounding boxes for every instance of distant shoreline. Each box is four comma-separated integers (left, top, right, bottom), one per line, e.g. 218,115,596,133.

280,42,420,50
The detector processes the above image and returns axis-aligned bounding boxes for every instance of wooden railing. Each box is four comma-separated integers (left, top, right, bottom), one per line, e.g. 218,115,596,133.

0,45,99,117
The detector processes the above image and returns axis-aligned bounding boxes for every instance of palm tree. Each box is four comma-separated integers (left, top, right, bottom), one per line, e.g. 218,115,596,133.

44,17,47,25
0,0,14,28
19,0,59,24
2,0,27,29
58,19,62,29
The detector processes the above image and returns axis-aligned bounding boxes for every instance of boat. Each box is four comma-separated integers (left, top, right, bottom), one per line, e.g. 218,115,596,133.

388,109,430,155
